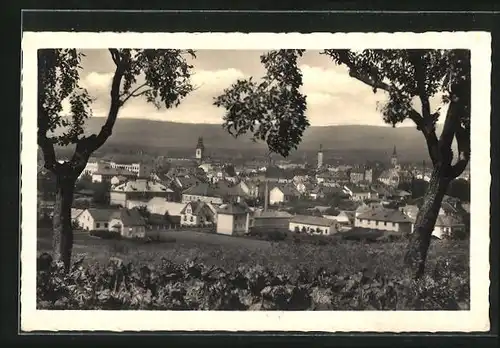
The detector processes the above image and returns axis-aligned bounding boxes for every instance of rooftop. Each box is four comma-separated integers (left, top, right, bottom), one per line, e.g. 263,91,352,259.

356,207,412,223
290,215,336,227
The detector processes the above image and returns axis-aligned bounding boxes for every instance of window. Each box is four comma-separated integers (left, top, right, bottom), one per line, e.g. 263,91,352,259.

104,223,108,228
190,216,194,222
384,221,387,226
184,216,187,221
96,223,100,228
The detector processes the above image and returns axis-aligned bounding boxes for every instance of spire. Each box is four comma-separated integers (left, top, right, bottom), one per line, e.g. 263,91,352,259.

392,145,397,156
196,137,204,149
319,143,323,152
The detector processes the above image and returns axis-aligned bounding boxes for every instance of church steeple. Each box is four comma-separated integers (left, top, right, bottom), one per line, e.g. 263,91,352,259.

391,145,398,167
195,137,205,162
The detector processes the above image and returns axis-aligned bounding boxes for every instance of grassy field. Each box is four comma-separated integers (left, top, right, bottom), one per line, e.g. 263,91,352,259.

37,228,469,278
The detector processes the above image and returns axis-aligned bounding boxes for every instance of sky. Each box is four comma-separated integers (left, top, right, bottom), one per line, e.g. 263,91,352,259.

75,49,446,127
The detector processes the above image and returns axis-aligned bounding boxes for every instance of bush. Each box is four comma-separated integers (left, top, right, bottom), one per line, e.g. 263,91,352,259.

36,254,470,311
90,230,122,240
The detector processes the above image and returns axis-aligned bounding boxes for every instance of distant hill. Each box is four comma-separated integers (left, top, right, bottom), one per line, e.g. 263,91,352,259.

61,117,442,162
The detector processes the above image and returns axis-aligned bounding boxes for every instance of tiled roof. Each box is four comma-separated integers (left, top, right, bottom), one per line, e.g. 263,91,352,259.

217,202,250,215
254,210,293,219
94,167,136,177
436,214,464,227
119,208,146,226
182,183,223,197
71,208,84,220
180,201,213,216
147,198,185,216
356,207,411,223
87,208,120,221
112,179,172,193
290,215,336,227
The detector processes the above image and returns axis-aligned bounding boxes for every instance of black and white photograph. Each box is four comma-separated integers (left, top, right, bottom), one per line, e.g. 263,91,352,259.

21,32,490,332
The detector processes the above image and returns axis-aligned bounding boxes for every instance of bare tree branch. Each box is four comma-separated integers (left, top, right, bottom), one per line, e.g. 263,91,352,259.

120,83,151,104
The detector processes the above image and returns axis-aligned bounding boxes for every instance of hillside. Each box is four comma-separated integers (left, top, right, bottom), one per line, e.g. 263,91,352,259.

61,117,442,162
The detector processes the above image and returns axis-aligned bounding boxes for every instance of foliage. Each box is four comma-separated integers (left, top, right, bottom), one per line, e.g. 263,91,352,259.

214,50,309,157
447,178,470,202
37,244,470,310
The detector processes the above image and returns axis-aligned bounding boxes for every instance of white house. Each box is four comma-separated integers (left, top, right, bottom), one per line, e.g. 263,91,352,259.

343,185,372,201
323,210,355,231
216,202,251,236
354,207,412,234
181,183,224,205
269,185,300,205
180,201,216,227
108,208,147,238
289,215,337,236
77,208,117,231
110,178,174,207
146,197,185,216
432,215,466,239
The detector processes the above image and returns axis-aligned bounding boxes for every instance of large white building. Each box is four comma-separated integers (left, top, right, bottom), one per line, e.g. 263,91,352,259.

216,202,251,236
354,207,412,234
289,215,337,236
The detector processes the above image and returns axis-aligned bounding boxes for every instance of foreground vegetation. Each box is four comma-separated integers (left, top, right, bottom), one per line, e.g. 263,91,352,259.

37,238,470,310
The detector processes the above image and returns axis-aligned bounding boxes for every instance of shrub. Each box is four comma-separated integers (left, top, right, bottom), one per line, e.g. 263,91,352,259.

90,230,122,240
36,254,470,311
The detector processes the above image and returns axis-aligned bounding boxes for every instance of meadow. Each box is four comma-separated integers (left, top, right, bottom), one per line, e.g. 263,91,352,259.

37,229,470,311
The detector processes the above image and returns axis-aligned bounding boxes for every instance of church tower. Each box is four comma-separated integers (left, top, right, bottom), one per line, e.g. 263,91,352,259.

317,144,324,170
391,145,398,168
195,137,205,162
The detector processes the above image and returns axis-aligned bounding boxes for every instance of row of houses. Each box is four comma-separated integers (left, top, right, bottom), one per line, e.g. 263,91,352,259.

73,192,467,240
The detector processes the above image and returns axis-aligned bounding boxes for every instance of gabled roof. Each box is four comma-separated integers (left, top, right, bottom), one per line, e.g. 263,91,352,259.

182,182,223,197
147,198,185,216
118,208,146,226
71,208,84,220
254,210,293,219
290,215,336,227
356,207,411,223
112,179,172,193
87,208,120,221
217,202,250,215
271,184,300,196
435,214,464,227
180,201,214,216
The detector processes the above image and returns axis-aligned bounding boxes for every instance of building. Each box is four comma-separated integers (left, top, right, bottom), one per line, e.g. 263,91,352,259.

343,185,372,201
432,215,466,239
216,202,251,236
180,201,216,227
317,144,324,169
108,208,147,238
110,178,174,207
251,210,293,230
354,207,412,234
181,182,225,205
349,169,365,184
91,166,137,183
195,137,205,162
269,185,300,205
364,168,373,184
289,215,337,236
76,208,118,231
323,210,355,231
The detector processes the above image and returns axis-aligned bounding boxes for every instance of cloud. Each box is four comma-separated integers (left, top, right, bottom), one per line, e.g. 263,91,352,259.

73,68,248,124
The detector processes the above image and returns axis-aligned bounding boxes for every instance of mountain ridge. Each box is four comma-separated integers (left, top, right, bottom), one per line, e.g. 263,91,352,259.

71,117,441,162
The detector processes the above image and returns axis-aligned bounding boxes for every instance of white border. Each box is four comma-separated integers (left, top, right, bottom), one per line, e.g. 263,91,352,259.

21,32,491,332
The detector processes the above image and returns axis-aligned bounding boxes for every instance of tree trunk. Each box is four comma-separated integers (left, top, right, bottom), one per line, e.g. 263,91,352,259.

52,174,76,272
404,166,451,279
